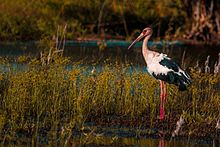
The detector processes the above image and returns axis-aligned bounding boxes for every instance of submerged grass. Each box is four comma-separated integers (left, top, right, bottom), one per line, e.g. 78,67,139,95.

0,56,219,145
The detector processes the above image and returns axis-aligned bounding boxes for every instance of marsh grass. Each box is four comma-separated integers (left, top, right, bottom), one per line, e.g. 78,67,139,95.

0,56,220,145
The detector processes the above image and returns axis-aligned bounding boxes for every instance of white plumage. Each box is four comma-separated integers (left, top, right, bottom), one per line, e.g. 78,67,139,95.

143,52,172,75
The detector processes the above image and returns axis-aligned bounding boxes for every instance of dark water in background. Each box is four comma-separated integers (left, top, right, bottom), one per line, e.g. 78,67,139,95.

1,40,220,71
0,41,219,146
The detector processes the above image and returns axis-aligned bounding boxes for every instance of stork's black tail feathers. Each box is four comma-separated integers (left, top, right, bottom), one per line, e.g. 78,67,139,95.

152,70,192,91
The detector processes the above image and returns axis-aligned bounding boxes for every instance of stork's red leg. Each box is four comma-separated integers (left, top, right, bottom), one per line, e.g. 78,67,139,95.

161,82,167,120
159,137,165,147
163,82,167,102
159,80,165,120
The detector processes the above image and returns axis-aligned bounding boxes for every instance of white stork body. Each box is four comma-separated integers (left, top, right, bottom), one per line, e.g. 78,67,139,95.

143,51,171,76
128,27,191,120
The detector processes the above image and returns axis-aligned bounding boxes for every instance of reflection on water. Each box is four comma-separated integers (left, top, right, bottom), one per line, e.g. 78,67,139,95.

72,136,213,147
68,124,216,147
115,137,210,147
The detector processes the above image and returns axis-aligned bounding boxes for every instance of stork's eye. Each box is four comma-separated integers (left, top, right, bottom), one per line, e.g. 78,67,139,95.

143,30,147,34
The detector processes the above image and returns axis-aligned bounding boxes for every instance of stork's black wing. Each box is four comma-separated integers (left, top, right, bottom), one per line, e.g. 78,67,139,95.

156,55,191,91
159,56,180,72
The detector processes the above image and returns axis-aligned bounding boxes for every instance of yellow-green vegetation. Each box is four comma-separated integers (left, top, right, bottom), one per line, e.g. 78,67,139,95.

0,55,219,145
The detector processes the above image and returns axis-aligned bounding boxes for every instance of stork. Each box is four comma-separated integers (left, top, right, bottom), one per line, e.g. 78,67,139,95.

128,27,191,120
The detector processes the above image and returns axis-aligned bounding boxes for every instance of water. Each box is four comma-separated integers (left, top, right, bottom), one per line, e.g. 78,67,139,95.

70,125,217,147
1,41,220,71
76,137,214,147
72,136,214,147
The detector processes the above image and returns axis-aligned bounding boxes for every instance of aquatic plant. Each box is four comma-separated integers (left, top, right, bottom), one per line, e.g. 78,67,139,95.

0,54,219,145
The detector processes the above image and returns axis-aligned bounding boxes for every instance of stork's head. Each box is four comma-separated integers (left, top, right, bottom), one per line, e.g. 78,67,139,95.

128,27,152,50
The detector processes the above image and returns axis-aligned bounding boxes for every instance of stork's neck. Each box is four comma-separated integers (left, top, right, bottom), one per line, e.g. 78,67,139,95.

142,35,151,55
